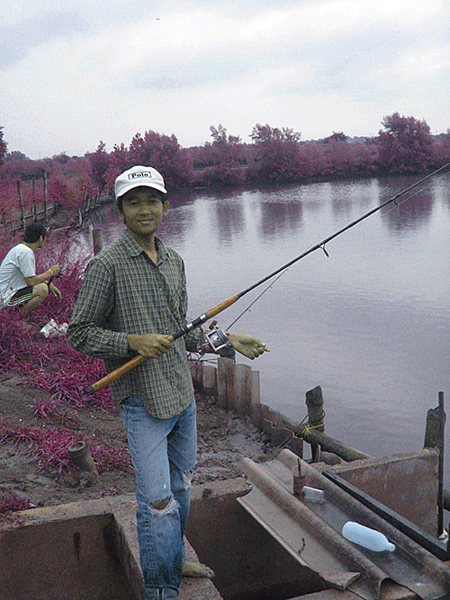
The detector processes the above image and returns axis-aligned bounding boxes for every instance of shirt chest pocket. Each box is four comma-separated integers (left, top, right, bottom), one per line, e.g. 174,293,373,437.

133,266,183,308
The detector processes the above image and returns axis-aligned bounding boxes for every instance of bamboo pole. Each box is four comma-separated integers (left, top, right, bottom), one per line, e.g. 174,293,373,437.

295,424,370,462
272,409,371,462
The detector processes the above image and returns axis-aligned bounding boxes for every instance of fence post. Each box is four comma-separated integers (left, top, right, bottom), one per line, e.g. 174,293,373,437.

424,391,446,536
32,178,37,221
17,180,25,229
234,363,252,416
43,171,48,222
305,386,325,462
93,229,103,255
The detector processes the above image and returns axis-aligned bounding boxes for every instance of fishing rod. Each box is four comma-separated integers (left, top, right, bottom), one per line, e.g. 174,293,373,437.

87,162,450,394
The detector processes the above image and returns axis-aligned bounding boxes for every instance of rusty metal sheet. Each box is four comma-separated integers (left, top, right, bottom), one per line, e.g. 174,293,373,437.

238,450,450,600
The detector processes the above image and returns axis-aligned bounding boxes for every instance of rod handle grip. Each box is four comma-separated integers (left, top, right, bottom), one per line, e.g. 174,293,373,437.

87,294,240,394
87,334,175,394
205,295,239,319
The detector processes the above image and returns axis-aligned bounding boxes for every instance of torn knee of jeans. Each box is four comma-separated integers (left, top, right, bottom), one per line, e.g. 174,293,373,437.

182,469,194,490
149,496,177,516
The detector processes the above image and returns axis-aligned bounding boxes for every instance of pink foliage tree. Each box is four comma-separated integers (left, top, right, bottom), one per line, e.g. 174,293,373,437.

250,123,306,183
88,141,110,192
195,125,246,187
377,113,433,174
129,131,194,190
0,127,7,166
431,130,450,168
322,137,376,178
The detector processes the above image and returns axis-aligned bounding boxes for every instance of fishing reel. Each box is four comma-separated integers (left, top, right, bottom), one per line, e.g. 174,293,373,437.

197,321,235,357
206,325,231,352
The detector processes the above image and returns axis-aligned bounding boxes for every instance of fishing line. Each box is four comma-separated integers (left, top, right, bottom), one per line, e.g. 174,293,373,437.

226,268,290,330
88,161,450,393
380,171,449,216
228,169,450,329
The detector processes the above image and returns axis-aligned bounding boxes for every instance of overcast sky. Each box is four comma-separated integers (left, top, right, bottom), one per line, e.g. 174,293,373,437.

1,0,449,159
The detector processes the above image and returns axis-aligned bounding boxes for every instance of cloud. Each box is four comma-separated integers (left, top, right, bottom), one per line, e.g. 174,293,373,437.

0,12,87,70
0,0,448,157
374,40,450,86
31,0,445,88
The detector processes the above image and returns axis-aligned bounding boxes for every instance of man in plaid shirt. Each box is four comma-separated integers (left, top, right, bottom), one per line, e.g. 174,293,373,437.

67,165,268,600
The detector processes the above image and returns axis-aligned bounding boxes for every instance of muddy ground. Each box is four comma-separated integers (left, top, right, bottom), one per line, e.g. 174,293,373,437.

0,368,272,512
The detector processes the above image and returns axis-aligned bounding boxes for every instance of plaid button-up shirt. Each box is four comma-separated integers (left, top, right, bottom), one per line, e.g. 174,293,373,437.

67,229,200,419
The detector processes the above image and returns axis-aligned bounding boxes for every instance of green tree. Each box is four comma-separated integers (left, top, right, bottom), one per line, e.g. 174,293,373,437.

377,113,433,174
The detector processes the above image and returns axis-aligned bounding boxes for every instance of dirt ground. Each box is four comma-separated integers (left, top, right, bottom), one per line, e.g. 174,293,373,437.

0,368,272,512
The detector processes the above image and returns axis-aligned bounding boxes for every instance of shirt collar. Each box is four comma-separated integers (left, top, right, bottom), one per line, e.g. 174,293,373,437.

121,229,168,262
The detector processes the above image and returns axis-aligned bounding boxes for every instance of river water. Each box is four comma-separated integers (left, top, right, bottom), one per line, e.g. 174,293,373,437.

76,174,450,485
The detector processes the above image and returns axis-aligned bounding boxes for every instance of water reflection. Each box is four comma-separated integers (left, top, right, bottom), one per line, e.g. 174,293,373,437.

215,201,246,246
381,180,435,233
330,179,378,219
258,199,303,239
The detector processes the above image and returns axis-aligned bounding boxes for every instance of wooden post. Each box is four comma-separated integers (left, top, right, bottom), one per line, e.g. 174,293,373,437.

251,370,261,430
305,386,325,462
217,358,230,409
92,229,103,255
17,180,25,229
437,391,445,537
81,187,88,223
43,171,48,222
424,391,446,536
234,363,252,416
32,179,37,221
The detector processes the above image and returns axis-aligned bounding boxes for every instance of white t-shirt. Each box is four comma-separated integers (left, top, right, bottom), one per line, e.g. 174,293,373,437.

0,243,36,307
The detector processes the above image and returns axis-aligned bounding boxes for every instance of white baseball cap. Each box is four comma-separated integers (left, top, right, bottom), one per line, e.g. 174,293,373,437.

115,165,167,199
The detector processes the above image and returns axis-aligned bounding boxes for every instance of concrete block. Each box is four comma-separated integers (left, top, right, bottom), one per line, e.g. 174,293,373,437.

0,494,223,600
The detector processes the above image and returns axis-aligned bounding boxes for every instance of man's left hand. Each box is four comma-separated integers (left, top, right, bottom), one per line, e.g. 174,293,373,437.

49,283,62,300
227,333,269,360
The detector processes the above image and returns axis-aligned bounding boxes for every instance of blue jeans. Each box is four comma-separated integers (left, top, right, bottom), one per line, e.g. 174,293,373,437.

120,396,197,600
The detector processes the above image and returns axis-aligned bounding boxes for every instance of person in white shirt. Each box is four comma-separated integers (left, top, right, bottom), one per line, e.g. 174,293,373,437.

0,223,62,318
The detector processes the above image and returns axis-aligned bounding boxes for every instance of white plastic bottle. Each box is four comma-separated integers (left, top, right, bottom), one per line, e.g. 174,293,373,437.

342,521,396,552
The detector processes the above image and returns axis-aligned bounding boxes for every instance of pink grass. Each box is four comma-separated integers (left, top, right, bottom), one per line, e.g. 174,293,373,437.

0,239,131,480
0,488,34,522
0,419,131,478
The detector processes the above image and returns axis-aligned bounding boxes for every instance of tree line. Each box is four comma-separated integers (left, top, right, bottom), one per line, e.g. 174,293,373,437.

0,113,449,220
